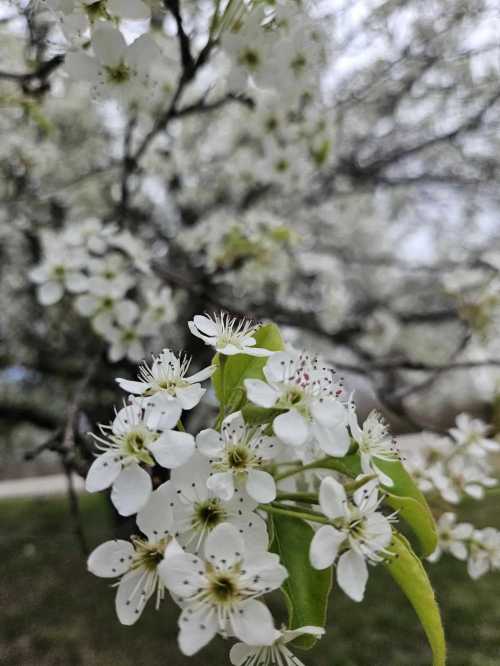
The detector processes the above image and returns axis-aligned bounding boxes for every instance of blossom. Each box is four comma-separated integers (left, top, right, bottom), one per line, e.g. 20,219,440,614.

87,492,181,624
159,523,287,656
65,26,159,102
467,528,500,579
188,313,273,357
197,412,280,504
30,237,88,305
427,512,473,563
348,403,400,486
116,348,215,413
85,400,194,515
309,477,394,601
75,289,138,335
230,626,325,666
159,453,268,555
244,351,349,453
449,413,500,457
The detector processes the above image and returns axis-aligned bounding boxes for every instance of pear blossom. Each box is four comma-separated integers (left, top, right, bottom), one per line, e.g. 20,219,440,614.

30,239,88,305
159,523,287,656
245,351,349,453
310,477,394,601
197,411,280,504
103,318,152,363
149,454,268,555
86,400,194,515
86,253,136,297
116,348,215,413
347,403,400,487
467,528,500,579
75,289,138,335
230,626,325,666
65,26,159,102
449,413,500,457
87,493,182,625
427,512,473,563
188,313,273,357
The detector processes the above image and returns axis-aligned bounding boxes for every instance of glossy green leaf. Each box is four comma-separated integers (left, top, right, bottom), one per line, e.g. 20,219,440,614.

271,514,332,649
376,458,437,556
211,323,285,408
385,532,446,666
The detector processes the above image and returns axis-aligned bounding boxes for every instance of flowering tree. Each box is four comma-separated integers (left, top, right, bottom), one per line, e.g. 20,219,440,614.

2,0,500,663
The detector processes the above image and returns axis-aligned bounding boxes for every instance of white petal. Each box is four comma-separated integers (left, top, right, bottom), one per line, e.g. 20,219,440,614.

196,428,224,457
242,346,274,357
112,402,142,435
245,469,276,504
310,525,344,569
143,394,182,430
193,314,218,336
273,410,309,447
311,421,350,456
311,398,347,429
282,626,325,644
204,523,245,568
136,483,173,541
116,299,139,327
230,599,275,646
87,540,134,578
149,431,195,469
319,477,347,520
337,550,368,602
65,52,99,81
244,379,279,408
206,471,235,501
38,281,64,305
449,542,468,561
115,569,153,625
158,552,205,597
178,604,218,656
85,451,123,492
108,0,150,20
176,384,205,410
263,351,296,383
111,464,152,516
126,34,159,71
230,643,256,666
92,25,127,66
187,365,216,383
116,378,149,395
231,513,268,555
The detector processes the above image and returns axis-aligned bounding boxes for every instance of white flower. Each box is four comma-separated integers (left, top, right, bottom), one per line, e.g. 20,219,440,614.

116,348,215,413
467,528,500,579
63,217,115,254
86,253,135,297
427,512,473,563
348,404,400,487
140,286,176,328
430,456,496,504
86,400,194,515
309,477,393,602
449,413,500,457
75,290,138,335
159,523,287,656
87,493,181,625
43,0,150,45
245,351,349,453
188,313,273,357
197,412,280,504
65,26,159,102
30,239,88,305
151,453,268,555
230,626,325,666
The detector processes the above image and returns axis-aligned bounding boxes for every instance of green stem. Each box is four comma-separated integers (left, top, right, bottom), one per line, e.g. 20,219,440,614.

176,420,186,432
259,502,331,525
276,492,319,504
275,456,357,481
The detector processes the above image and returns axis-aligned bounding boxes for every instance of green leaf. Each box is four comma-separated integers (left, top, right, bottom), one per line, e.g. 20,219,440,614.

240,403,283,425
376,458,438,557
316,452,362,478
271,514,332,649
385,532,446,666
211,323,285,408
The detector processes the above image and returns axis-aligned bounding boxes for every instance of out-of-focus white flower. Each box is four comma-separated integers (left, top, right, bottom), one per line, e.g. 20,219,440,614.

427,512,473,563
310,477,394,602
467,528,500,579
449,413,500,457
30,236,88,305
159,523,287,655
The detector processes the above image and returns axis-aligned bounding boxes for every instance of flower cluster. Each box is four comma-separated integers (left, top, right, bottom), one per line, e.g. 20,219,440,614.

30,220,176,361
85,313,408,663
